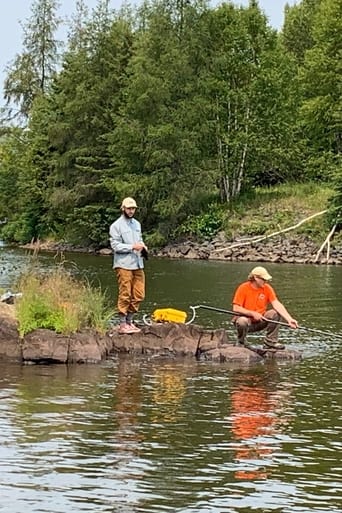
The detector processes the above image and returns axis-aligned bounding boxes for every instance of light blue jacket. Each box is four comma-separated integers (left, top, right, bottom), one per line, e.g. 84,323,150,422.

109,215,144,270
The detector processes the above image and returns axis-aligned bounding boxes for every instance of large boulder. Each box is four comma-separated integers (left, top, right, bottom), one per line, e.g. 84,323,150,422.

0,303,21,361
22,329,112,364
108,323,302,363
109,322,230,357
0,304,302,364
0,318,22,361
22,330,70,363
68,330,112,364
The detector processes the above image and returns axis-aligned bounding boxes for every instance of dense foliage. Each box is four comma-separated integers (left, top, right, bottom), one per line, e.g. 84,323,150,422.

0,0,340,247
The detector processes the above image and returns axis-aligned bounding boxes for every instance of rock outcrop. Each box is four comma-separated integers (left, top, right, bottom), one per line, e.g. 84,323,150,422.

156,234,342,265
0,304,301,364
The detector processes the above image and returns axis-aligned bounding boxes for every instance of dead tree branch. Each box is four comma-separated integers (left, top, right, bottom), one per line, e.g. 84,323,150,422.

213,209,328,253
314,223,337,263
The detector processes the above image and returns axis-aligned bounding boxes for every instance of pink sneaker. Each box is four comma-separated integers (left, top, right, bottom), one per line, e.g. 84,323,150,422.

118,323,136,334
127,323,141,333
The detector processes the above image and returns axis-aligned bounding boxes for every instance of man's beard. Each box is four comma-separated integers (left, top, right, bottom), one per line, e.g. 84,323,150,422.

123,211,134,219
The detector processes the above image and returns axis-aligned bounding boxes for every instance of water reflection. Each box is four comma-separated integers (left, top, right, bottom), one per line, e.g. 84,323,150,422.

0,357,341,512
115,357,143,441
1,246,342,512
228,366,294,481
150,363,187,423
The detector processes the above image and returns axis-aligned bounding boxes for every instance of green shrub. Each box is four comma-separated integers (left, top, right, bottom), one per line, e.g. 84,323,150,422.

144,230,167,249
175,205,223,240
15,266,112,337
243,220,269,236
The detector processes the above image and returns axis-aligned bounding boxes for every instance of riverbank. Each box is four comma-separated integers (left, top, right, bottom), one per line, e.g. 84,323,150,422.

14,183,341,265
155,233,342,265
20,232,342,265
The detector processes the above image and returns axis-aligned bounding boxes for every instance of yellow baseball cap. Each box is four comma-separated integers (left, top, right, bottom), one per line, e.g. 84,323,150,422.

250,266,272,281
121,197,137,209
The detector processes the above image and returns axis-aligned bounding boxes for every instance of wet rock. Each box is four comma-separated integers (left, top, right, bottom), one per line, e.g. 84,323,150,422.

21,329,111,364
202,345,262,363
68,331,111,364
0,304,21,361
108,323,302,363
0,318,21,361
0,310,302,364
22,330,70,364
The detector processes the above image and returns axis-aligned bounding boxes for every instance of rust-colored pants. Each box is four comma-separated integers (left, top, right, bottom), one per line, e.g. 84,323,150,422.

115,268,145,315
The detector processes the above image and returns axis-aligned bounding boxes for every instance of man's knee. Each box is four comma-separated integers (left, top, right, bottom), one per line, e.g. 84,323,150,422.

264,309,280,321
235,317,249,328
135,290,145,302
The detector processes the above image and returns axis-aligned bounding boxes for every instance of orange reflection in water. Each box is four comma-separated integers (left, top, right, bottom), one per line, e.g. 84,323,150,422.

230,370,292,481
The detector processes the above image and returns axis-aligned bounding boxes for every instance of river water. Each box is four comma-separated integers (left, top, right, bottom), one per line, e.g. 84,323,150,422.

0,247,341,513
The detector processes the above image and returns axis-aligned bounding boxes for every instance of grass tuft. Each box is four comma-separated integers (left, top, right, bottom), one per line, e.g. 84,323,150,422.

222,182,333,241
15,264,112,337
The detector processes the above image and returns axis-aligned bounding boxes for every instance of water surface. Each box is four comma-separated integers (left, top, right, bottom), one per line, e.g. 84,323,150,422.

0,247,341,512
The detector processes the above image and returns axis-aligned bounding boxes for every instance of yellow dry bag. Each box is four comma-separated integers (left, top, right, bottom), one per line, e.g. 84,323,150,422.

151,308,187,324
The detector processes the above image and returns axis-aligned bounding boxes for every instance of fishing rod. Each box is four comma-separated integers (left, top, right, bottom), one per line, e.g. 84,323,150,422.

188,304,342,340
260,317,342,340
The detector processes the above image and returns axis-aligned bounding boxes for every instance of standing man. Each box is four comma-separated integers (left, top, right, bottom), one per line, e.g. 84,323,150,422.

232,266,298,349
109,197,147,334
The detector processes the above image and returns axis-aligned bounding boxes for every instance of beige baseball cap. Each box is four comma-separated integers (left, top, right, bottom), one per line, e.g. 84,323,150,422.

249,266,272,281
121,197,137,209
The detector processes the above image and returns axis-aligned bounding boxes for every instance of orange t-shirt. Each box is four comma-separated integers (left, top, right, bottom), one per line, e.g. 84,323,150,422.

232,281,277,315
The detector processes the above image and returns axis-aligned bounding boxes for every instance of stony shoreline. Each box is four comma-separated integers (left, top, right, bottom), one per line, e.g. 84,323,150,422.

21,233,342,265
155,234,342,265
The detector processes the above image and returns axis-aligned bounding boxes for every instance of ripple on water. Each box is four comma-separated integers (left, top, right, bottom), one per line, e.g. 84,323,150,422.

0,321,341,513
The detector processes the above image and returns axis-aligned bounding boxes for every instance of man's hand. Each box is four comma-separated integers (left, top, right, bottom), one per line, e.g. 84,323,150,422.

233,308,262,322
251,311,264,322
132,242,145,251
288,317,298,329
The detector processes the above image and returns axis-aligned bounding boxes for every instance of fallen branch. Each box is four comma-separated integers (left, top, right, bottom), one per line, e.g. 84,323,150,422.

213,210,328,253
314,223,337,263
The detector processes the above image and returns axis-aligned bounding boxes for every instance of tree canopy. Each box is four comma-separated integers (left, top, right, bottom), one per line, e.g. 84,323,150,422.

0,0,340,247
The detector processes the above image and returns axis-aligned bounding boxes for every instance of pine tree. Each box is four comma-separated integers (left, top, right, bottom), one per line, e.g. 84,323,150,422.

3,0,62,122
31,3,134,245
